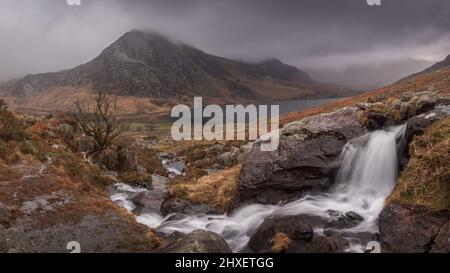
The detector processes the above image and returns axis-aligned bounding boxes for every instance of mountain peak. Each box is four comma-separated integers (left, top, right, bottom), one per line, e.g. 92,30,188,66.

1,30,344,107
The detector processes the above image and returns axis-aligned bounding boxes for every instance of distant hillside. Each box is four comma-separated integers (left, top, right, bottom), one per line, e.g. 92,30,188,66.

406,54,450,79
0,30,348,113
281,57,450,125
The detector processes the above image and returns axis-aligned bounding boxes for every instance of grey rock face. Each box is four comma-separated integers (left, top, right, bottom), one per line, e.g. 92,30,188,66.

235,107,366,206
379,203,449,253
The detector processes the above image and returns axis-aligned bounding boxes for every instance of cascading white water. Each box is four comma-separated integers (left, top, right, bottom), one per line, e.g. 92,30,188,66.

129,125,406,252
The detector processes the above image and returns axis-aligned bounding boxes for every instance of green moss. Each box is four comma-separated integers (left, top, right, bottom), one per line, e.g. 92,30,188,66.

388,117,450,210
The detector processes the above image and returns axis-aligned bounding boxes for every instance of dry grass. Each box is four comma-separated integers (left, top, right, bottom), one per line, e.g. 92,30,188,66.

387,117,450,211
3,86,172,115
270,232,291,253
169,165,242,212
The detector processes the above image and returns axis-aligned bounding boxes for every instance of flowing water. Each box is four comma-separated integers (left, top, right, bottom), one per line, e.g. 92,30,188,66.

114,125,406,252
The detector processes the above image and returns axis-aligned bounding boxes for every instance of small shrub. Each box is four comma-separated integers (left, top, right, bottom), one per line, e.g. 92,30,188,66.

270,233,291,253
0,101,25,141
19,141,35,155
138,149,167,176
0,140,16,161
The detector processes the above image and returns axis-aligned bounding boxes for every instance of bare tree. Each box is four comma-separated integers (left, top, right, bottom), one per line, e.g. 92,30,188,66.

72,92,124,156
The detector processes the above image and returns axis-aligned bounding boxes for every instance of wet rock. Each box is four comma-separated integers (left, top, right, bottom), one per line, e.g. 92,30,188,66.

158,230,231,253
431,220,450,253
323,211,364,231
364,111,396,130
161,198,220,216
235,107,365,206
379,203,449,253
287,234,348,253
248,214,349,253
248,215,316,252
131,191,165,214
344,211,364,221
130,191,147,207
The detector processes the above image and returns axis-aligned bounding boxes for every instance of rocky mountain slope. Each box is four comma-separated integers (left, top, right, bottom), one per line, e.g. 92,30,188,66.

409,54,450,78
0,30,345,113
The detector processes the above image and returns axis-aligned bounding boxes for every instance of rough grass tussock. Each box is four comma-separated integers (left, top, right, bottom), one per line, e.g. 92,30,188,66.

388,117,450,210
169,165,242,212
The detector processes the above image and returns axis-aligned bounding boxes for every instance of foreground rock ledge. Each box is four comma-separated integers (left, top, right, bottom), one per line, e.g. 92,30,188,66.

158,230,232,253
379,203,450,253
234,107,366,206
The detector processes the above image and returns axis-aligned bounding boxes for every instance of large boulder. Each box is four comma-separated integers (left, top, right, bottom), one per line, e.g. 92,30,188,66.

379,203,449,253
158,230,231,253
248,214,352,253
235,107,365,206
404,107,449,143
161,198,220,216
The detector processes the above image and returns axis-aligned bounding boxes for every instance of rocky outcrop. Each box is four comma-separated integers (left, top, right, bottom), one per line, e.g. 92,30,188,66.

379,203,449,253
158,230,231,253
235,107,366,206
399,106,450,168
359,91,450,130
160,198,219,216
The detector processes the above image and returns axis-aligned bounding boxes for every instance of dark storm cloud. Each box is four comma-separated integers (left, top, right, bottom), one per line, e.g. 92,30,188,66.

0,0,449,85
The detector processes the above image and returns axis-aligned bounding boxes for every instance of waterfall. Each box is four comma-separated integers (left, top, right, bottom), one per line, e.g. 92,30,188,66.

120,125,406,252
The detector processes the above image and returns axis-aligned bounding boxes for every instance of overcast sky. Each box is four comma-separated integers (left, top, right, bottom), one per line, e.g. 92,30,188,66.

0,0,449,86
